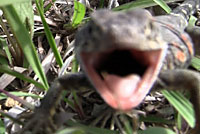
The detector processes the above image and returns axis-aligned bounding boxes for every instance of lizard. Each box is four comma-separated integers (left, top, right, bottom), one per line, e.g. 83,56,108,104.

19,0,200,133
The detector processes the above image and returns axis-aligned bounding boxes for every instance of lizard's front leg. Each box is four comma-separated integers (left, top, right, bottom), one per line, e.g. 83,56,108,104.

159,69,200,134
19,73,92,134
19,78,62,134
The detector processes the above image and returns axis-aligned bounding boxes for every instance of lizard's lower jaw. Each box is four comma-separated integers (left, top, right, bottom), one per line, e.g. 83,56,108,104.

80,48,166,111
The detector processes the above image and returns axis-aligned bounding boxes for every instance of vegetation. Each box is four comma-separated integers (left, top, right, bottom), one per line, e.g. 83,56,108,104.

0,0,199,134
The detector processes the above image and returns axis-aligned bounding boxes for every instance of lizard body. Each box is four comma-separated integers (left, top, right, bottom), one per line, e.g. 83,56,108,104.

20,0,200,133
75,0,198,110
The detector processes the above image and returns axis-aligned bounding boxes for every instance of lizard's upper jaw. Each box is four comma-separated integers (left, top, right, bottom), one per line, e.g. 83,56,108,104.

80,48,166,111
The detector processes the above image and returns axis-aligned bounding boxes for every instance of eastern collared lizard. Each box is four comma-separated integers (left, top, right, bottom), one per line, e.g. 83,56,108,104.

20,0,200,133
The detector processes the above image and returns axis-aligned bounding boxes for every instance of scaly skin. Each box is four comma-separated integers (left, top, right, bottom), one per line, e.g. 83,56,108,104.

75,0,198,110
20,0,200,133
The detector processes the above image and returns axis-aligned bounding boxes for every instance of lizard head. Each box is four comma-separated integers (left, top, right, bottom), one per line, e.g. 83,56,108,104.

75,9,168,111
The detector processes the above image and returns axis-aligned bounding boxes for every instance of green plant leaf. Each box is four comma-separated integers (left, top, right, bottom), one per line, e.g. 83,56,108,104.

72,58,79,73
119,115,133,134
66,120,119,134
112,0,181,11
188,15,197,27
0,37,12,65
0,55,8,65
153,0,171,13
177,112,182,129
162,90,195,128
0,0,30,6
72,0,86,28
44,0,56,13
12,1,34,38
0,91,41,100
191,57,200,71
138,127,175,134
139,115,174,125
56,128,85,134
0,65,46,90
35,0,63,68
1,5,49,89
0,119,5,134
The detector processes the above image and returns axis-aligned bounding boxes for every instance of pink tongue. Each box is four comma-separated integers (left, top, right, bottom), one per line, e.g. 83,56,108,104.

103,74,141,98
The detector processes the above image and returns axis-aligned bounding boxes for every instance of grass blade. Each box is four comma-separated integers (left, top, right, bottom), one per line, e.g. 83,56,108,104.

0,65,46,90
72,0,86,28
1,5,49,89
0,0,30,6
0,37,13,65
0,118,5,134
162,90,195,128
0,91,41,100
113,0,181,11
191,57,200,71
138,127,175,134
35,0,63,68
66,120,119,134
153,0,171,13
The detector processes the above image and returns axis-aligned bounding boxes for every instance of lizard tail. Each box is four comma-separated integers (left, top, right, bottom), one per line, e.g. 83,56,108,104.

171,0,199,22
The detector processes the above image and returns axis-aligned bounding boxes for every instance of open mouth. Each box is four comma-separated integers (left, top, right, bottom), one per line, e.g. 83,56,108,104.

80,48,166,111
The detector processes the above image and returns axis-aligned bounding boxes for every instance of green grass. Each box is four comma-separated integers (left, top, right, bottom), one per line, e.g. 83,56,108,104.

0,0,199,134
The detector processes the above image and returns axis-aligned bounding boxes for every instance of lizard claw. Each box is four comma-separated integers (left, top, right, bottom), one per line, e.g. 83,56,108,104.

18,110,57,134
